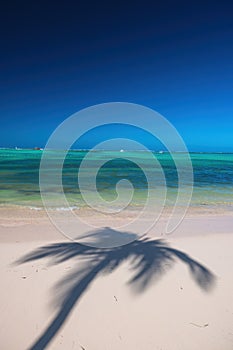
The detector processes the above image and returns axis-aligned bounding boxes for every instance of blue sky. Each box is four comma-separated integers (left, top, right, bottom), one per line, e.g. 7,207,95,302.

0,1,233,151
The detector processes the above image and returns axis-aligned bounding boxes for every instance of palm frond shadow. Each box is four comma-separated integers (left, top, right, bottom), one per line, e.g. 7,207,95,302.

16,228,216,350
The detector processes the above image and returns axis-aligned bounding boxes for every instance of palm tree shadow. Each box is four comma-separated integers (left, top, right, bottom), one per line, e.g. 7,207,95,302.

16,228,216,350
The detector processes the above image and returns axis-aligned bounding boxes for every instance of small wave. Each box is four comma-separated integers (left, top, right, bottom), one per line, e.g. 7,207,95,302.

29,206,43,211
29,206,79,211
55,206,79,211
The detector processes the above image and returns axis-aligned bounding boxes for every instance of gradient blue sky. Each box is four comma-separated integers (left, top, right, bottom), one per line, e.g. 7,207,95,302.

0,1,233,151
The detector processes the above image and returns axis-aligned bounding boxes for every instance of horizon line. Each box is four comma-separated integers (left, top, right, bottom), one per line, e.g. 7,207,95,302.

0,147,233,154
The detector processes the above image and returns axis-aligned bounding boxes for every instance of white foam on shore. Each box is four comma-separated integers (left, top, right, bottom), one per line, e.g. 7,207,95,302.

29,206,79,211
55,206,79,211
29,207,43,211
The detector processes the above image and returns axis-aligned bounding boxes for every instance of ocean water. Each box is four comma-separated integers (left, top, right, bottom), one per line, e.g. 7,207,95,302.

0,149,232,211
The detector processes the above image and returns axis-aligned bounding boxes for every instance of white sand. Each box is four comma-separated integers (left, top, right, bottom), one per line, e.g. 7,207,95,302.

0,212,233,349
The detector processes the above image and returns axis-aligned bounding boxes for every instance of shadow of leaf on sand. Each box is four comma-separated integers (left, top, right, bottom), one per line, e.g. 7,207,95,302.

16,228,216,350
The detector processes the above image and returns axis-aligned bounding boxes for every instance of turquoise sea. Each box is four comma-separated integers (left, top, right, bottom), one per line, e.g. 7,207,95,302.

0,149,232,211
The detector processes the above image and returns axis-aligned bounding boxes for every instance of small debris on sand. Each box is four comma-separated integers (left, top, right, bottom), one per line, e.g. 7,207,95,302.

190,322,209,328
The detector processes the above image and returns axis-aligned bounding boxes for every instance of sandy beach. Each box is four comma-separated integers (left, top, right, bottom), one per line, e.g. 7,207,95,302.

0,209,233,350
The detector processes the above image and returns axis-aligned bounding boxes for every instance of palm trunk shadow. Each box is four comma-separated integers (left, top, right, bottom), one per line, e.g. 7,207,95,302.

28,259,107,350
16,229,216,350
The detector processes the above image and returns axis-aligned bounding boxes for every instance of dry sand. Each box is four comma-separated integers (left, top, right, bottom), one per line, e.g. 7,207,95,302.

0,209,233,349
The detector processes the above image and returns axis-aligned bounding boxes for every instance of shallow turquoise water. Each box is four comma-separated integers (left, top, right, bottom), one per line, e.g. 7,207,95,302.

0,149,232,209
